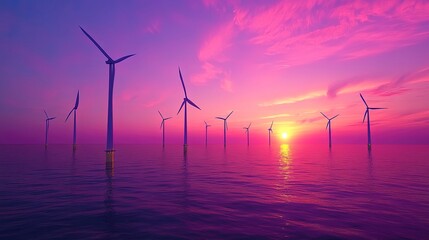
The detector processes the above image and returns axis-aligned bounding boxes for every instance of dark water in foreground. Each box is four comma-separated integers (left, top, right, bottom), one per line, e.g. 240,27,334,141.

0,144,428,239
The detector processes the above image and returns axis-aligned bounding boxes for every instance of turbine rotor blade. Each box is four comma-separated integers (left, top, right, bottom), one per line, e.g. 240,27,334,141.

44,110,48,119
226,111,234,119
186,98,201,110
79,26,112,61
369,107,387,110
75,91,80,109
178,67,188,98
114,54,135,64
165,117,172,120
363,110,368,123
177,100,185,114
65,109,74,122
216,117,225,120
270,121,273,128
320,112,329,119
158,110,163,119
331,114,339,120
360,93,369,107
326,121,330,130
160,120,164,129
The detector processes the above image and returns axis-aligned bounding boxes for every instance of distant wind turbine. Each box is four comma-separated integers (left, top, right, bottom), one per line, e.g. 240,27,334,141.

204,121,211,146
320,112,339,148
243,123,251,146
360,93,386,149
80,26,135,153
216,111,233,147
268,121,274,146
158,110,171,147
177,67,201,147
65,91,80,150
44,110,56,147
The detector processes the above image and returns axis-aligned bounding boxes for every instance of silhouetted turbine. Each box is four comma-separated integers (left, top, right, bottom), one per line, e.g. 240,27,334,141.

243,122,251,146
44,110,56,147
80,26,135,152
360,93,386,149
204,121,211,146
268,121,274,146
158,110,172,147
65,90,79,150
177,67,201,147
216,111,233,147
320,112,339,148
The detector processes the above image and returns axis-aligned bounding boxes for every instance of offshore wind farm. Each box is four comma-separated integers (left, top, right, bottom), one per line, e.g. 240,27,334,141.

1,1,429,239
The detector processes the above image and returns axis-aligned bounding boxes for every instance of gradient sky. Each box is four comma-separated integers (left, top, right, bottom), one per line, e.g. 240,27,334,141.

1,0,429,145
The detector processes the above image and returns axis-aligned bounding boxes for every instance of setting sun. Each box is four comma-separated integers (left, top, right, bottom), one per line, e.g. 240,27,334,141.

282,132,288,139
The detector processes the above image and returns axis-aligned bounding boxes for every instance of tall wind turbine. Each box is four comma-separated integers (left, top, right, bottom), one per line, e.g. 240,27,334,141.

80,27,135,152
44,110,56,147
204,121,211,146
243,123,251,146
216,111,233,147
320,112,339,148
177,67,201,147
268,121,274,146
158,110,171,147
65,90,80,150
360,93,386,149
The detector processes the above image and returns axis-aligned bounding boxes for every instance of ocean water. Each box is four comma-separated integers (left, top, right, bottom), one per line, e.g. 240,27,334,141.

0,144,428,239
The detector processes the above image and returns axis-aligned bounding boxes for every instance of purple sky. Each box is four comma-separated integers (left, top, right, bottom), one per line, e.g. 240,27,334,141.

1,0,429,145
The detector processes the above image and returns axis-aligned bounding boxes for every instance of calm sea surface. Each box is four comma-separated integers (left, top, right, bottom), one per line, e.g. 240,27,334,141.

0,144,428,239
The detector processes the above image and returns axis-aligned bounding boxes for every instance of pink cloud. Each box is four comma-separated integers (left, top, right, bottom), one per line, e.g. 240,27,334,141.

144,19,161,34
198,23,234,62
231,0,429,66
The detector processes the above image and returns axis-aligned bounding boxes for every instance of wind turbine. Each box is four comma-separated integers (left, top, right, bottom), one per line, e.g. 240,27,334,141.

80,26,135,153
158,110,171,147
320,112,339,148
360,93,386,149
177,67,201,147
44,110,56,147
268,121,274,146
65,90,80,150
216,111,233,147
204,121,211,146
243,123,251,146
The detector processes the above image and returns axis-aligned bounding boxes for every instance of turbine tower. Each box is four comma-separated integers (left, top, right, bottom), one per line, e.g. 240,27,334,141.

204,121,211,146
158,110,171,147
65,90,80,150
80,27,135,153
320,112,339,148
243,123,251,146
216,111,233,147
268,121,274,146
44,110,56,147
360,93,386,149
177,67,201,147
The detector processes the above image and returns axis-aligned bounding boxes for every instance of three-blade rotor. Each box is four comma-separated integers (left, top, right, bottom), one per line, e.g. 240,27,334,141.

177,67,201,114
360,93,386,123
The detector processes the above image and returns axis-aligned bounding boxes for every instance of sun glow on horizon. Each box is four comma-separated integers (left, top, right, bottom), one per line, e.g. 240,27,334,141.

282,132,288,139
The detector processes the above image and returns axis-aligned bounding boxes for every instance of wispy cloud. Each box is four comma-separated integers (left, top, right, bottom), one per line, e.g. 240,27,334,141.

260,113,291,119
203,1,429,68
259,90,325,106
